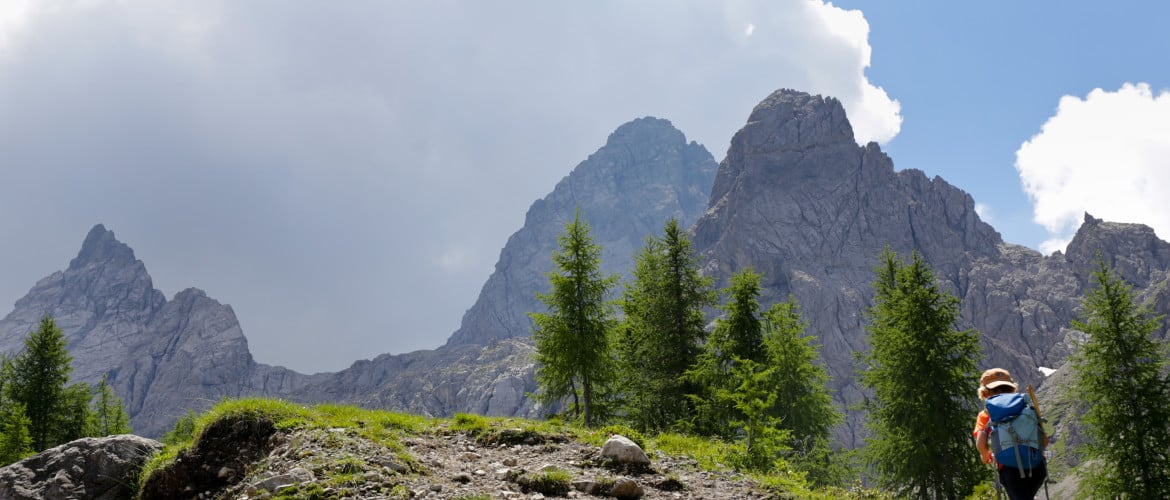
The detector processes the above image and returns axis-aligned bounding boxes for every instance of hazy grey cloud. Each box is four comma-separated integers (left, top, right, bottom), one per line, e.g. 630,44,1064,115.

0,0,899,372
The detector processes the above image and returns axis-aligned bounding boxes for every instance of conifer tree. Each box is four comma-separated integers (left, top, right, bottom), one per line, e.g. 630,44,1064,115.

1069,257,1170,499
859,249,983,499
617,218,716,432
8,314,72,451
55,382,93,443
688,269,766,436
761,297,845,486
0,402,32,465
530,210,618,427
90,375,132,436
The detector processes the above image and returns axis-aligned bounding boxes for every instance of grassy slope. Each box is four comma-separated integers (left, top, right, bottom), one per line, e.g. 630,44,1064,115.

136,398,896,499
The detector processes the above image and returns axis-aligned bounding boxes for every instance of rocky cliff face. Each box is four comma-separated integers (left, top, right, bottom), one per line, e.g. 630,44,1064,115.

692,89,1170,446
0,225,326,438
445,117,717,346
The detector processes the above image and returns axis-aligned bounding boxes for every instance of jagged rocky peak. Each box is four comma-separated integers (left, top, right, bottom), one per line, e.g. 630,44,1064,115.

1064,212,1170,288
604,116,689,149
706,89,884,216
444,116,717,346
68,223,138,270
742,88,855,150
0,225,323,438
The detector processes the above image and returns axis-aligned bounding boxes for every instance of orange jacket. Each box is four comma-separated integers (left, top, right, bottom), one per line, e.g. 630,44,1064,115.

972,410,993,464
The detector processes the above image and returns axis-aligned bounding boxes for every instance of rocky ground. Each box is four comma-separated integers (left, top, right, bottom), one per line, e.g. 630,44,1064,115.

203,423,771,499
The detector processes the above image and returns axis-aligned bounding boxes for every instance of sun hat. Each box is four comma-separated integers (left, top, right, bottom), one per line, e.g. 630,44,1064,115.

979,368,1017,394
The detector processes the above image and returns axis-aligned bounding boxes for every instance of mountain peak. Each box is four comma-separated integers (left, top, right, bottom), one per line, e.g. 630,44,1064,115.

68,224,137,271
604,117,685,148
742,88,855,150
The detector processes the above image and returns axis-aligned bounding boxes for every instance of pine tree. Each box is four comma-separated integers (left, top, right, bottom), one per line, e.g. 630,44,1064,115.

8,314,73,451
688,269,766,436
859,249,983,499
761,297,845,486
90,375,132,436
617,219,716,432
720,356,792,472
0,402,32,465
530,210,619,427
1068,257,1170,499
55,382,93,443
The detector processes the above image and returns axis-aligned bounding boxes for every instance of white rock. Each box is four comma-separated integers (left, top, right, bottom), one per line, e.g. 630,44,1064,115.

601,435,650,465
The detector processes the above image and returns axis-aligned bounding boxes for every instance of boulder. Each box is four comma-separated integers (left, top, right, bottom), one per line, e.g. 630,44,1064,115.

0,434,162,500
601,435,650,465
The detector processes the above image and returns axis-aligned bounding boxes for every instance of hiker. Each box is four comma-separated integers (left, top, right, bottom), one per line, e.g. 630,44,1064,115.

972,368,1047,500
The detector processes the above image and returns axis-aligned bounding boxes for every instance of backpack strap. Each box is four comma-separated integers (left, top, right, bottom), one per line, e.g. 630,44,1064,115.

1005,421,1028,477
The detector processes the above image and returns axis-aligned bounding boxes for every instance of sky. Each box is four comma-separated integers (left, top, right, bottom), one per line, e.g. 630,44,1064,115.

0,1,1167,374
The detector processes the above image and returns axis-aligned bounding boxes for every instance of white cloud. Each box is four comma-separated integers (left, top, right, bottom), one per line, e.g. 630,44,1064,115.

745,23,756,37
717,1,901,145
1016,83,1170,253
975,203,993,223
0,0,32,54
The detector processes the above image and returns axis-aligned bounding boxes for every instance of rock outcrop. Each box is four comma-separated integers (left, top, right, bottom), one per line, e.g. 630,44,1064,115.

0,225,328,438
0,434,162,500
445,117,717,346
139,409,766,499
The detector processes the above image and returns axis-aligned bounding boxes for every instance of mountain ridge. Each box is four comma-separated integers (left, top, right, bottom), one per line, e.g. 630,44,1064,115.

1,90,1167,454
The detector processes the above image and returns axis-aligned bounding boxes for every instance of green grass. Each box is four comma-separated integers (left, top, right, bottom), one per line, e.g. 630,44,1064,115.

139,398,893,500
650,432,733,470
527,467,572,496
448,412,573,446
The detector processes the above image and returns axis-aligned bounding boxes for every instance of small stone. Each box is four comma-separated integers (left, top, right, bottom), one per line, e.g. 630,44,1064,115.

503,458,518,467
474,469,487,476
430,484,444,492
571,480,601,495
217,467,235,479
453,473,472,484
609,478,644,499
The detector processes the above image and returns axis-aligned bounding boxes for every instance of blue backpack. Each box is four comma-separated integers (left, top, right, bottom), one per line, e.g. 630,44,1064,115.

985,393,1045,475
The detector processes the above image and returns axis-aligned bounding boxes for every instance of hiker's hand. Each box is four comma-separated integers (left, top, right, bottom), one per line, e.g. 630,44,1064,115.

982,452,992,464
